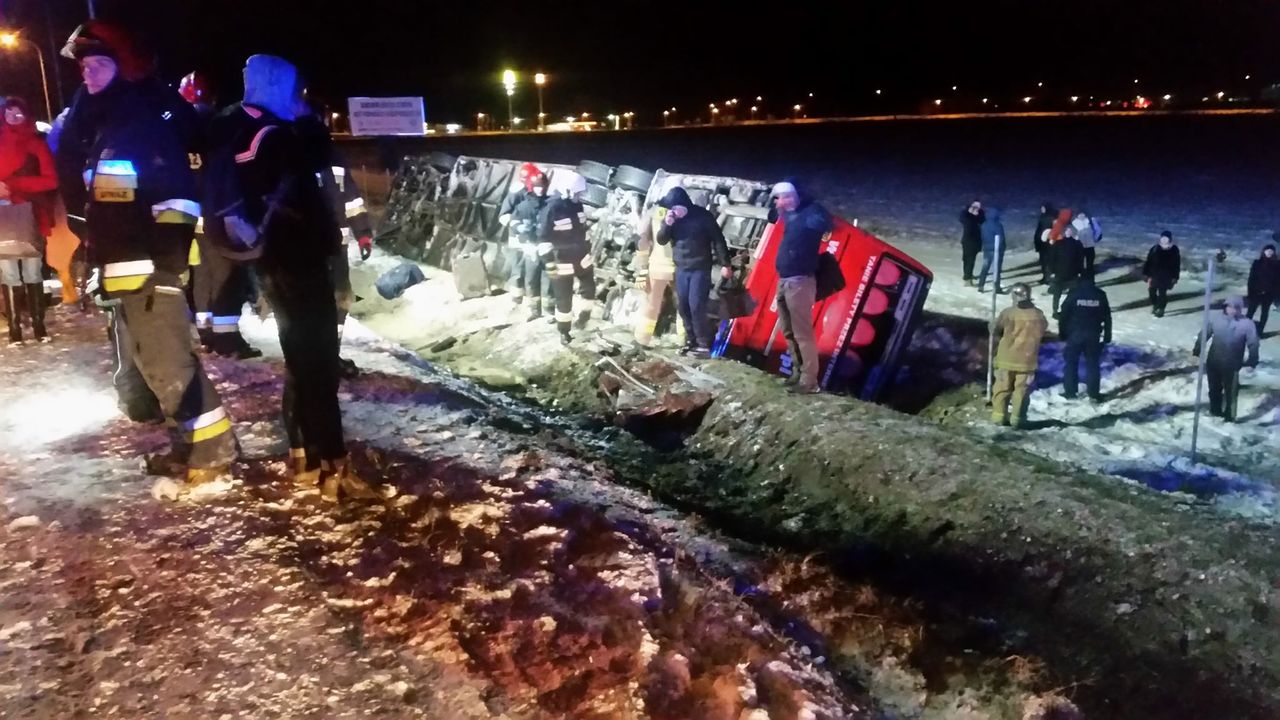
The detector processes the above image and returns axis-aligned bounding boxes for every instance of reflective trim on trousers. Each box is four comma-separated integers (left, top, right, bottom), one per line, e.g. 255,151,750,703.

555,310,575,323
211,315,241,333
183,407,232,443
102,260,155,293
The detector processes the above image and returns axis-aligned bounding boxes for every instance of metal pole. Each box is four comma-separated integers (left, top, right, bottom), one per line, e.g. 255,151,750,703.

985,233,1003,401
87,0,97,18
537,87,544,130
32,42,53,123
506,92,513,132
1190,254,1217,464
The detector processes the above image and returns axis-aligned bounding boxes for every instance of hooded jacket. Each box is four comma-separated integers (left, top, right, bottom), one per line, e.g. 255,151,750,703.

1143,243,1181,289
980,207,1006,254
1196,297,1260,372
655,186,730,271
993,299,1049,372
1247,245,1280,298
0,99,57,237
770,179,833,279
55,75,202,288
1052,234,1085,282
1033,204,1056,252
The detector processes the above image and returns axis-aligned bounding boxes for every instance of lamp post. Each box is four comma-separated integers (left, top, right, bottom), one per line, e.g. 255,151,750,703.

0,31,53,123
662,109,669,127
476,112,486,131
502,69,516,131
792,104,802,119
534,73,546,130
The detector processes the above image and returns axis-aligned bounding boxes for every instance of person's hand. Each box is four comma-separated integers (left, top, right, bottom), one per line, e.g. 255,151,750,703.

663,213,677,226
672,205,688,219
358,235,373,260
721,266,733,279
0,181,9,200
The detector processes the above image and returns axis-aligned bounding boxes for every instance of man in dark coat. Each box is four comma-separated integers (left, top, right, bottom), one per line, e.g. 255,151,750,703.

655,185,731,357
1033,202,1056,284
1059,271,1112,402
1246,242,1279,333
1194,296,1260,422
1050,225,1085,318
1143,231,1181,318
770,178,833,393
959,199,984,286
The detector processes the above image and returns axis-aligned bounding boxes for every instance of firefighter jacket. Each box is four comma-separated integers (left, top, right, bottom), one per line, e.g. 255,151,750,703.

329,164,372,244
207,103,340,274
636,206,676,280
993,301,1049,372
55,77,202,294
539,196,588,251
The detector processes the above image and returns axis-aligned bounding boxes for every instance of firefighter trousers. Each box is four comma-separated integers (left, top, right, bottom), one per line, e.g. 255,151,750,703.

193,237,254,351
263,271,345,467
331,246,353,336
552,244,596,335
991,369,1034,427
109,284,237,469
633,275,677,346
522,247,554,310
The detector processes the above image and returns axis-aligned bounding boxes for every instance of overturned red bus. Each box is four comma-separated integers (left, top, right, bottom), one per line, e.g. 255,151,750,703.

713,216,933,402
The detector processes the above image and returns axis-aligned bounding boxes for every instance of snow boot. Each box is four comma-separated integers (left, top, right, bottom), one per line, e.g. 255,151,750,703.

338,357,360,379
3,285,22,344
25,284,48,342
527,305,542,322
319,458,388,503
143,448,190,477
573,308,591,330
559,331,572,346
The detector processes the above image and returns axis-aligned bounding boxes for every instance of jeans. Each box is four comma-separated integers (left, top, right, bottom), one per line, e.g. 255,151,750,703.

1247,294,1274,333
977,249,1005,291
675,267,713,349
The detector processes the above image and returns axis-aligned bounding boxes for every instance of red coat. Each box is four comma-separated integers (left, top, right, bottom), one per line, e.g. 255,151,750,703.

0,119,57,238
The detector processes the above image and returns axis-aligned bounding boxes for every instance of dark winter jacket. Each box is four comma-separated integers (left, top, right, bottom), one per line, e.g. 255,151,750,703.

959,206,985,252
509,191,548,245
1033,204,1056,253
207,102,340,273
1195,297,1260,372
0,100,57,238
55,76,202,289
539,196,588,250
655,186,730,271
1247,246,1280,298
1059,279,1112,344
980,207,1006,254
770,180,833,279
1143,244,1181,290
1051,236,1085,283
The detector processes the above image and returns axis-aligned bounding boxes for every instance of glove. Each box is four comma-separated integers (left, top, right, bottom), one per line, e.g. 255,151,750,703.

358,236,373,260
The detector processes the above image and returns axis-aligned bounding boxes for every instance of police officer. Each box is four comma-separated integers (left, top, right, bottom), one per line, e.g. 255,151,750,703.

1058,270,1112,402
208,55,379,502
180,70,262,359
54,21,237,488
539,172,595,345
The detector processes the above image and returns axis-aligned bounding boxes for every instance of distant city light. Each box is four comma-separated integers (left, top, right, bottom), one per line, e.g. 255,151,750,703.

0,32,17,49
934,99,942,106
951,85,957,91
1216,91,1225,99
1162,94,1172,101
755,96,762,102
875,89,882,95
1037,82,1043,88
445,123,460,134
1245,74,1251,80
1023,96,1032,103
1070,96,1079,103
1133,78,1140,84
807,92,814,98
534,72,546,86
982,98,988,104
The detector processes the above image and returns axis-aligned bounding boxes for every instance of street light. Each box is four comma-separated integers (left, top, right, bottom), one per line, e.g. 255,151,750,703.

749,105,757,120
0,31,53,123
502,69,516,131
476,112,486,131
793,103,802,118
534,73,546,130
662,109,669,127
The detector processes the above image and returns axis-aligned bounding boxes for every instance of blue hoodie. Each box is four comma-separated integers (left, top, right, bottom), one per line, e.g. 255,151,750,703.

770,178,833,279
980,207,1006,254
243,54,298,122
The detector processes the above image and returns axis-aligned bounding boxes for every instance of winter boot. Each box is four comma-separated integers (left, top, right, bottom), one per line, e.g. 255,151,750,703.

559,331,572,346
573,308,592,330
527,304,542,321
288,448,314,483
3,285,22,344
143,448,190,477
319,458,387,503
338,357,360,379
25,283,48,342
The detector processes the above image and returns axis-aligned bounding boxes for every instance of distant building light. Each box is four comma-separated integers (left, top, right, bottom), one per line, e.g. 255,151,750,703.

951,85,957,91
1245,74,1251,80
1070,96,1079,102
982,98,988,104
1216,91,1225,99
1023,96,1032,103
875,89,882,95
1134,78,1140,84
1037,81,1044,87
934,99,942,106
445,123,461,134
1162,94,1172,101
808,92,814,98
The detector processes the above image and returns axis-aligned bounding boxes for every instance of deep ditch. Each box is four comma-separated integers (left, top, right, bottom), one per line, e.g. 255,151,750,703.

347,261,1280,719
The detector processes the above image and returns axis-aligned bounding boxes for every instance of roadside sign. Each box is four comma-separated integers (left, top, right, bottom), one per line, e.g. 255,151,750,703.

347,97,426,136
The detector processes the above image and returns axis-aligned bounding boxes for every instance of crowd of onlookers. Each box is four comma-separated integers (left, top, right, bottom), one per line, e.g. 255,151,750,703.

963,201,1271,428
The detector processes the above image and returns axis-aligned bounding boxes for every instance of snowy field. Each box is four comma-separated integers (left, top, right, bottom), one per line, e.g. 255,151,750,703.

342,115,1280,520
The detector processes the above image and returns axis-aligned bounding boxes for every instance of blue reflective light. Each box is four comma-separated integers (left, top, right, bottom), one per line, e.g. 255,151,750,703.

96,160,137,176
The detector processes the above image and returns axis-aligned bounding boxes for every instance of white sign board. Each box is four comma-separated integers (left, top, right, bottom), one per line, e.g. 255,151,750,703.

347,97,425,136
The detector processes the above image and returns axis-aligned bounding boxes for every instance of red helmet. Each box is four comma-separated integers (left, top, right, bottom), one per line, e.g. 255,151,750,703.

179,72,212,105
517,162,543,192
60,20,155,81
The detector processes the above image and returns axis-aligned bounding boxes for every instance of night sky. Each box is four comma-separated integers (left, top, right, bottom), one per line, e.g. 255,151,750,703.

1,0,1276,123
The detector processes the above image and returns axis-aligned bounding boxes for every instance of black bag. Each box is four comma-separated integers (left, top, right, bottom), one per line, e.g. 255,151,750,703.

815,252,846,301
717,276,756,319
375,262,425,300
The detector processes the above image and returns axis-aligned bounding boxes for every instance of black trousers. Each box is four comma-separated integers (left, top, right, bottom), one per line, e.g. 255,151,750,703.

962,242,981,281
1037,247,1051,283
1083,247,1096,274
551,243,596,335
1207,363,1241,422
1247,294,1274,333
1051,278,1076,316
1149,286,1170,315
1063,337,1103,399
193,237,254,350
263,270,344,466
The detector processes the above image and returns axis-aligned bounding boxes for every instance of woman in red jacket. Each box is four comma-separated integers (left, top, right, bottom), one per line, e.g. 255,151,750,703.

0,96,57,343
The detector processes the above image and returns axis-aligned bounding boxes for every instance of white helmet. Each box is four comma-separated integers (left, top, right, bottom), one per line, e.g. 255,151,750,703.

548,170,587,199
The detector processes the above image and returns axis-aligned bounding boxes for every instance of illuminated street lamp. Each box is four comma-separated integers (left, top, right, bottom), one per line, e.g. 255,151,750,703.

476,112,486,131
534,72,546,130
662,109,670,127
502,69,516,131
749,105,757,119
1023,96,1032,104
0,31,53,122
793,103,802,118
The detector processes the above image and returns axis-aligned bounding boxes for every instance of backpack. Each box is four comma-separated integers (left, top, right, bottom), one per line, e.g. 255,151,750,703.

1090,216,1104,243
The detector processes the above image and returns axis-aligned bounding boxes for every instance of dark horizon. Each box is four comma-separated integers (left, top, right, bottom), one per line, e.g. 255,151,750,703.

1,0,1277,124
